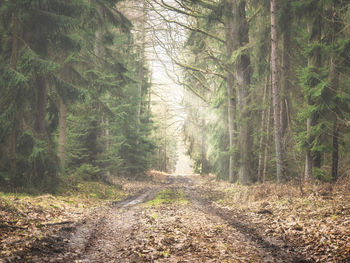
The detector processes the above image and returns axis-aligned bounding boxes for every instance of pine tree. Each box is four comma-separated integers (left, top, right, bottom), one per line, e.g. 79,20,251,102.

0,0,85,190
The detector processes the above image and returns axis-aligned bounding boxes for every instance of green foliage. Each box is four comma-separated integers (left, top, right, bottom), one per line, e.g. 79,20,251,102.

146,189,188,206
180,0,350,184
207,102,231,180
10,130,59,192
313,167,332,182
71,163,101,181
0,0,156,193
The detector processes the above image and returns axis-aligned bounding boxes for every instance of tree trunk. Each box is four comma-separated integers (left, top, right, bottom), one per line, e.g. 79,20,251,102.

280,1,291,139
305,15,322,179
148,71,152,111
36,76,47,137
332,118,339,181
103,115,111,177
330,4,340,182
9,7,19,177
226,0,254,185
137,1,147,124
94,2,103,64
158,147,161,171
258,73,269,183
201,119,208,175
270,0,285,183
164,136,167,172
224,2,238,183
263,107,272,182
58,64,69,169
227,73,237,182
58,96,67,168
305,117,313,179
279,3,291,177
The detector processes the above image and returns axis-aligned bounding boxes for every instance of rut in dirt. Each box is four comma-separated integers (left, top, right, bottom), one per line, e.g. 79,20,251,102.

27,175,307,263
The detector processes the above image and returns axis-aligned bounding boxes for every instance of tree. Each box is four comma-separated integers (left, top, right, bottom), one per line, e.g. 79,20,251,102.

0,0,158,191
270,0,286,183
0,0,86,190
226,0,254,184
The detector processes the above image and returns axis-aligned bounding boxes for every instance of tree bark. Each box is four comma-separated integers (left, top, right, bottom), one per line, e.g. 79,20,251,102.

263,107,272,182
58,96,67,168
137,1,147,124
224,2,238,183
226,0,254,185
36,76,47,137
227,73,237,182
57,64,69,169
164,135,167,172
94,1,104,64
279,3,291,177
305,117,313,179
329,3,340,182
201,119,208,175
280,1,291,139
9,7,19,177
258,73,269,183
270,0,285,183
148,71,152,111
332,118,339,181
305,15,322,179
103,115,111,177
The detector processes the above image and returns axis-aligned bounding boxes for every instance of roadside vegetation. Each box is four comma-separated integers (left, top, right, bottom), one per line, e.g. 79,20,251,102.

195,174,350,262
0,171,167,261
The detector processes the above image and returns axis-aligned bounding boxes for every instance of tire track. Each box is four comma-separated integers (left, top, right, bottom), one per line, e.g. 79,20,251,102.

184,178,310,263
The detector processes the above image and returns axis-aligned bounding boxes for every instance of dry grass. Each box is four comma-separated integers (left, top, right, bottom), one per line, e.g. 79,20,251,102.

195,174,350,262
198,173,350,208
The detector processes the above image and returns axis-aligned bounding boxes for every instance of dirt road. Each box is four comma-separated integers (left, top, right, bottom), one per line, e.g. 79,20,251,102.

23,175,308,263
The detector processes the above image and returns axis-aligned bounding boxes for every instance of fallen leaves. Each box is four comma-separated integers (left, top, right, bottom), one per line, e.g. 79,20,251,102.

0,179,131,262
2,174,350,262
79,201,267,262
197,176,350,262
0,194,87,261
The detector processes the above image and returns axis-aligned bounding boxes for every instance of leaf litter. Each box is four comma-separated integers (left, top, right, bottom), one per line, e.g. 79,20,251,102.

1,173,349,262
195,175,350,262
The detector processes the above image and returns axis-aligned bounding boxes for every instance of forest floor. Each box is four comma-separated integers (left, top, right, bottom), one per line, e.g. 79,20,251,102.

1,172,350,262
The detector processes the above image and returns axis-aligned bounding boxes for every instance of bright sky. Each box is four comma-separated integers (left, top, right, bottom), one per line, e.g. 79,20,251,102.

145,3,193,174
118,1,194,173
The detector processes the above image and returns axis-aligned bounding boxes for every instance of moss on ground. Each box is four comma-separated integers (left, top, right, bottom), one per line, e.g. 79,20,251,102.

146,188,188,206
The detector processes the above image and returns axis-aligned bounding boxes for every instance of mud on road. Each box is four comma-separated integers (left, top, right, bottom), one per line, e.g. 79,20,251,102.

15,175,308,263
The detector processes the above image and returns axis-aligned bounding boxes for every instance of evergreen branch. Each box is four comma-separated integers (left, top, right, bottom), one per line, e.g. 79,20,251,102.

91,94,115,117
95,0,132,32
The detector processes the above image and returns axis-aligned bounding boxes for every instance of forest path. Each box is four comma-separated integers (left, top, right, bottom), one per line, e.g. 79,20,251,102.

36,175,306,263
